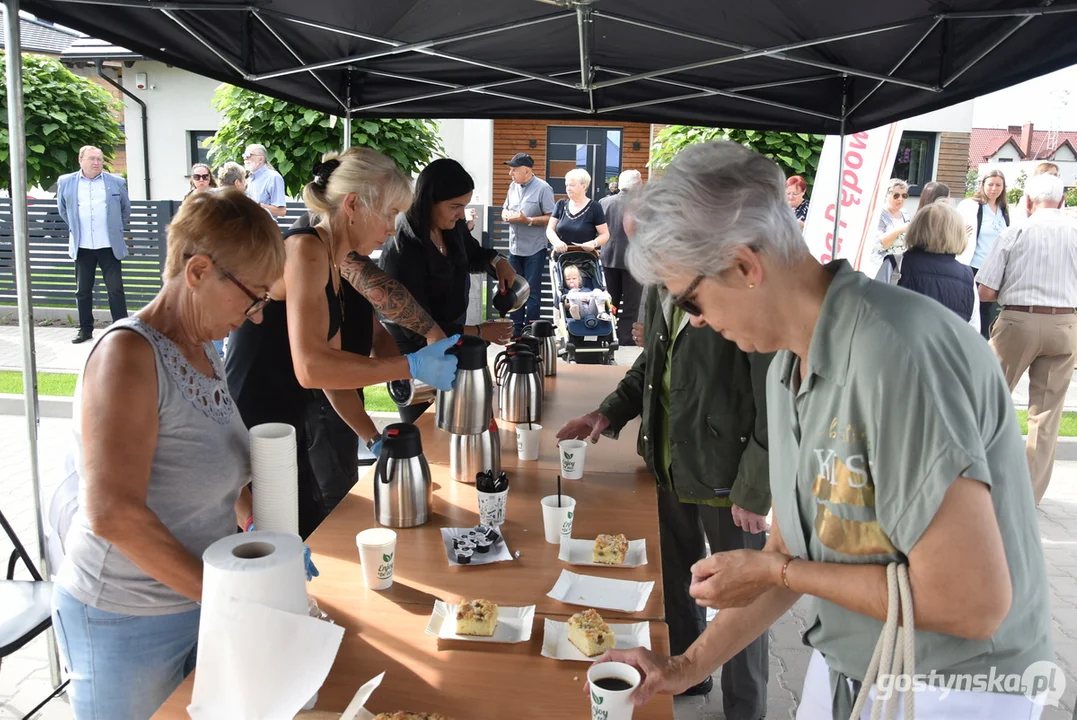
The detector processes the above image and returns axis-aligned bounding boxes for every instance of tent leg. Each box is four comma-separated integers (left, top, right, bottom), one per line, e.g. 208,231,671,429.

343,111,352,150
831,78,848,245
4,0,60,689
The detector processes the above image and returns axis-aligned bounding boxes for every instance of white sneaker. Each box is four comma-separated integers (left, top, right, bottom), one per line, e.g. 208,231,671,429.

569,304,582,320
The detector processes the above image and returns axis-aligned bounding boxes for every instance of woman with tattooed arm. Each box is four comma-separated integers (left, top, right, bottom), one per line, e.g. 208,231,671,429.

226,149,457,538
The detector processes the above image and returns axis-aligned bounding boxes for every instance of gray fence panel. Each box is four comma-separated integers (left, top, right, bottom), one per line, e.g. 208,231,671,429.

483,206,553,322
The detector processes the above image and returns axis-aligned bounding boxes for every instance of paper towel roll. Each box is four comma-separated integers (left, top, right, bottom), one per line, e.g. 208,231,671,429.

189,531,344,720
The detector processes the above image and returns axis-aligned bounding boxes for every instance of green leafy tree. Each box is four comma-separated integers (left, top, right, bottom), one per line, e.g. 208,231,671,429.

206,85,443,196
0,52,124,191
650,126,824,190
1006,170,1027,206
965,168,979,198
1065,186,1077,207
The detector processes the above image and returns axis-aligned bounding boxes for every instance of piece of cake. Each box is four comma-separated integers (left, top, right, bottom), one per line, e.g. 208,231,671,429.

454,599,499,636
567,608,615,657
372,713,453,720
593,534,629,565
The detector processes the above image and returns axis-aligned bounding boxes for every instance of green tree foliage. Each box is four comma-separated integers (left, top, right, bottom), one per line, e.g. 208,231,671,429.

650,126,825,190
206,85,443,197
1006,170,1027,206
0,52,124,191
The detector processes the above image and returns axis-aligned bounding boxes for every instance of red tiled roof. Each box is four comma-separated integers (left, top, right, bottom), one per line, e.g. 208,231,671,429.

970,127,1077,166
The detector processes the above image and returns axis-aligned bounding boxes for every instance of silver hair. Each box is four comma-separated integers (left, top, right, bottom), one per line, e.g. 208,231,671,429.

244,143,268,158
886,178,909,194
565,167,591,189
218,161,245,187
1026,172,1064,205
618,169,642,191
626,142,806,285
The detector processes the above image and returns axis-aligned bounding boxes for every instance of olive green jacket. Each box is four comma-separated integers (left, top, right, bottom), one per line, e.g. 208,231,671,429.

596,286,773,515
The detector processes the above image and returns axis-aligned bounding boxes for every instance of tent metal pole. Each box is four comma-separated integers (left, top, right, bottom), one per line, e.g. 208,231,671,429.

847,16,943,117
575,2,593,111
832,78,848,248
251,10,345,109
5,0,61,690
348,71,585,114
943,14,1036,88
343,112,351,150
45,0,246,8
161,9,249,78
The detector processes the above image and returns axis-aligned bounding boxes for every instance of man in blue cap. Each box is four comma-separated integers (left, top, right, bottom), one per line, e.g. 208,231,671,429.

501,153,555,337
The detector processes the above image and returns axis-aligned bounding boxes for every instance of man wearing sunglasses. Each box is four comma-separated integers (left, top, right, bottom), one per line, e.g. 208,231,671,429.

556,284,774,716
243,143,287,217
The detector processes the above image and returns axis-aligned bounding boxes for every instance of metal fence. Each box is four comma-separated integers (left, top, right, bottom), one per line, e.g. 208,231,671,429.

483,206,554,322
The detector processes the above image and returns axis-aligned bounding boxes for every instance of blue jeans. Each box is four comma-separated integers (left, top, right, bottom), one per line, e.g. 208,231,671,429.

52,585,200,720
509,248,547,336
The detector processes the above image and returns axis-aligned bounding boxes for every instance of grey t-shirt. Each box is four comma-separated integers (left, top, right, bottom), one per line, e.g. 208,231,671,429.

767,261,1052,685
503,176,555,257
58,318,250,615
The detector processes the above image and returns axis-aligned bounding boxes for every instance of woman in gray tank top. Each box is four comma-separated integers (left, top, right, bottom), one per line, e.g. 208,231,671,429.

52,190,286,720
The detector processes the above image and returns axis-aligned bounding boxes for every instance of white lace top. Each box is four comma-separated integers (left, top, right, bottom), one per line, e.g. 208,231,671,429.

58,318,251,615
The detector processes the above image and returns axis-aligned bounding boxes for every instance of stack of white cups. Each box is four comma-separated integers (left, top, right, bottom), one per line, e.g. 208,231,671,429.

249,423,299,535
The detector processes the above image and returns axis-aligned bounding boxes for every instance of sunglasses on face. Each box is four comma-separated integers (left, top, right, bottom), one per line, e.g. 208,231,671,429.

192,173,211,181
892,192,909,199
670,274,705,317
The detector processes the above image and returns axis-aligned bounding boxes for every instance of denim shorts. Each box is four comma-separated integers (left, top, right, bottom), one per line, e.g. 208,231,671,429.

52,585,200,720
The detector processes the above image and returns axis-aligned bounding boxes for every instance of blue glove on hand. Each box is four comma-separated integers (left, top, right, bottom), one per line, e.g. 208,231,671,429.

303,545,319,582
369,438,383,458
406,334,460,391
246,522,319,581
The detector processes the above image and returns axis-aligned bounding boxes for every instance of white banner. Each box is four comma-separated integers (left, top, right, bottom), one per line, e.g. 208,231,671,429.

803,122,905,280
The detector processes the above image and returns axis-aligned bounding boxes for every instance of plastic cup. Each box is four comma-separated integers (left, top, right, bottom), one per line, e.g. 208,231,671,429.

516,424,542,461
477,488,509,527
558,439,588,479
587,662,642,720
356,528,397,590
540,494,576,545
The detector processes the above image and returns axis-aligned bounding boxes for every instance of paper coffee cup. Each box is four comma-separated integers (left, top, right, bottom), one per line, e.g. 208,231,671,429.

558,439,588,479
540,494,576,545
477,488,508,527
516,424,542,461
587,661,642,720
356,528,397,590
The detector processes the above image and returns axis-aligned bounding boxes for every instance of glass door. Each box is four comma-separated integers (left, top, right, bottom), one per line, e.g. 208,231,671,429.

546,126,623,201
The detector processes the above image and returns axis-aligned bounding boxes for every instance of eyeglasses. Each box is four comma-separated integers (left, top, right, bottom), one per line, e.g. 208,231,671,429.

243,153,262,161
191,173,211,181
670,274,705,317
185,254,270,317
892,192,909,199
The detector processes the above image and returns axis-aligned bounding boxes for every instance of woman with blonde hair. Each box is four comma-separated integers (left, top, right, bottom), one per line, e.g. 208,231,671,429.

547,167,610,254
958,169,1009,338
184,162,218,198
225,148,457,537
896,202,975,321
52,190,285,719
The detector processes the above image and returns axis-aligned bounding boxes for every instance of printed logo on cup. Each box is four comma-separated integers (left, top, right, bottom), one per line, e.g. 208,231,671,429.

562,452,576,472
377,552,394,580
591,690,608,720
561,510,574,535
517,436,524,452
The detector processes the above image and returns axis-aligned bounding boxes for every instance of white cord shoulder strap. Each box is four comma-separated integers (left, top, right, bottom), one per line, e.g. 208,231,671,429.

850,562,916,720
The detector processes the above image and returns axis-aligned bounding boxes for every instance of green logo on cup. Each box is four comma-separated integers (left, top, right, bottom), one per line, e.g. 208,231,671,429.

592,691,602,705
567,511,573,519
382,553,393,563
565,452,575,459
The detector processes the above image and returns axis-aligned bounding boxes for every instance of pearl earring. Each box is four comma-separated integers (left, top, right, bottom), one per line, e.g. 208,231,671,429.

748,283,756,289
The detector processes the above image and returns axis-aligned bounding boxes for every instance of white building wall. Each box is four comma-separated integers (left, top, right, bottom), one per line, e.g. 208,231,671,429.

121,61,222,201
978,159,1077,187
992,144,1023,162
903,101,975,133
437,119,494,205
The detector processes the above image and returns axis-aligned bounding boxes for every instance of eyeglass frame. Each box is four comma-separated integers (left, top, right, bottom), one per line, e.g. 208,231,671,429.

891,192,909,199
670,274,705,317
183,253,270,317
191,173,211,181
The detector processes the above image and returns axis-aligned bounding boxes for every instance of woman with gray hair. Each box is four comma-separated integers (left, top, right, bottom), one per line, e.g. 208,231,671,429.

217,161,246,192
598,142,1052,718
547,167,609,254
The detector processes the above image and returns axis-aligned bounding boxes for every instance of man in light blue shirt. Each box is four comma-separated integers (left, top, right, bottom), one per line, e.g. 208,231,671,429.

501,153,555,337
243,144,287,217
56,146,131,344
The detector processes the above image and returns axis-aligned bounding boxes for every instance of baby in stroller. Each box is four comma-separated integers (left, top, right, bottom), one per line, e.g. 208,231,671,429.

563,264,613,329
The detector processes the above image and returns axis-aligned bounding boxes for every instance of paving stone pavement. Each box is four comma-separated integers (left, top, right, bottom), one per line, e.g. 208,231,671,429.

1,328,1076,719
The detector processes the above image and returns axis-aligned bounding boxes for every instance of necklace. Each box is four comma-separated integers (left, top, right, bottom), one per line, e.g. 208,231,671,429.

430,229,448,256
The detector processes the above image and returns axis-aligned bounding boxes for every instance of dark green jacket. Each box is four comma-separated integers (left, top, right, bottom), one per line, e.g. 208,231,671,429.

597,286,773,515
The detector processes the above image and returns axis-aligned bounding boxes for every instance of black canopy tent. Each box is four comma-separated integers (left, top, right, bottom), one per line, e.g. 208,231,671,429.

14,0,1077,133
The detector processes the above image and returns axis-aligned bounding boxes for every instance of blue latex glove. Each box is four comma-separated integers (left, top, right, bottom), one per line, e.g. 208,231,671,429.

369,438,383,458
406,334,460,391
246,522,319,581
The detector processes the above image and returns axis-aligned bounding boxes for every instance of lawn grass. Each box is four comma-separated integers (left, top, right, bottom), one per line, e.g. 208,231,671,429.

0,369,399,413
1015,409,1077,437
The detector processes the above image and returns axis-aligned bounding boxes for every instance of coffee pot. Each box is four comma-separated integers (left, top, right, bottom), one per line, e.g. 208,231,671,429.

386,378,437,408
373,423,432,528
530,320,557,377
498,349,542,424
489,271,531,318
449,417,502,484
493,339,544,387
435,335,493,435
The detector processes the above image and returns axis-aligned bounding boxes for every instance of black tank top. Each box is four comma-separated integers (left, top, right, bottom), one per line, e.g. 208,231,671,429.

225,227,373,429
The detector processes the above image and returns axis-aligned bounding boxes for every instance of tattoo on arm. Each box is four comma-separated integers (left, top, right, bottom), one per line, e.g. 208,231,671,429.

340,252,437,337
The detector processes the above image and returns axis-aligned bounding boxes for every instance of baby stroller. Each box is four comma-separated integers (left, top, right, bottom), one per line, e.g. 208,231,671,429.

549,249,618,365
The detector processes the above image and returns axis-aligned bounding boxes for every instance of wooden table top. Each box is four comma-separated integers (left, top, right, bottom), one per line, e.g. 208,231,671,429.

154,364,671,719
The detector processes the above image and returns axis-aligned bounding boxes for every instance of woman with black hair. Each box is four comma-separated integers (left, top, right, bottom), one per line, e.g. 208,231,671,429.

379,158,517,423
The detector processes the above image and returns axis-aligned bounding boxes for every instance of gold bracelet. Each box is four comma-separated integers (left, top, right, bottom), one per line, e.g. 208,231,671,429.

781,556,795,589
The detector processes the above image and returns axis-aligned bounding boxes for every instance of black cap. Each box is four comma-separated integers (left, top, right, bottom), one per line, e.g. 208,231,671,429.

447,334,489,370
504,153,534,168
531,319,555,338
508,349,538,374
381,423,424,460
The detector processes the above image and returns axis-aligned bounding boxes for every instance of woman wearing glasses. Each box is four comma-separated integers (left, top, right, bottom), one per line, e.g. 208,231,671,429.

51,190,285,719
184,163,218,198
958,169,1010,338
225,148,458,538
596,143,1051,719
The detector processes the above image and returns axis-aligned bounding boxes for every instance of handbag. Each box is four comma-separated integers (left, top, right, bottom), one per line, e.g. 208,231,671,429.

849,562,916,720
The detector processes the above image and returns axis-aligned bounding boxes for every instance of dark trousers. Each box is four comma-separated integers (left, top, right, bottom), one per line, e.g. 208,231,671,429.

972,267,1001,340
509,248,547,335
658,485,768,720
75,247,128,332
604,267,642,347
298,390,359,537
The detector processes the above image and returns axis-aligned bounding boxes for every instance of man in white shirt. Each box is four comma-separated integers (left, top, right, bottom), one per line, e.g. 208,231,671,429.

977,172,1077,503
243,144,287,217
56,146,131,344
